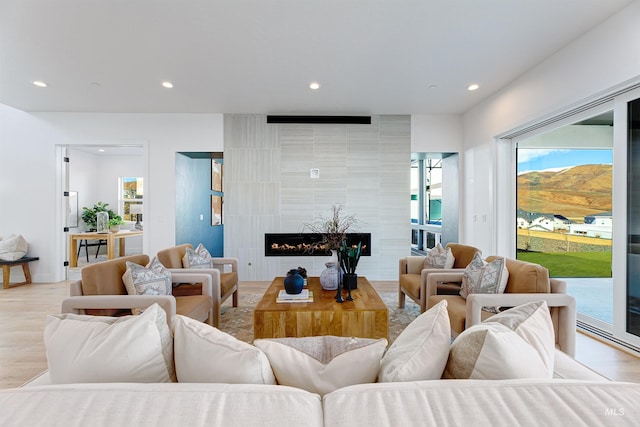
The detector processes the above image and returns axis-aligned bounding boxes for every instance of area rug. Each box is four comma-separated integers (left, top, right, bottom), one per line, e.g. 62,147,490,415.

219,292,421,344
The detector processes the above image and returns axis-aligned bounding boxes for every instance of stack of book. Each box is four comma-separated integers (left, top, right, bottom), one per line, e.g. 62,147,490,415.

276,289,314,303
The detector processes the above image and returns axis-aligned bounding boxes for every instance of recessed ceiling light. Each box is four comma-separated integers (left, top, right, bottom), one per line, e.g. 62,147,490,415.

468,84,479,91
162,81,174,89
309,82,320,90
33,81,47,88
98,149,105,152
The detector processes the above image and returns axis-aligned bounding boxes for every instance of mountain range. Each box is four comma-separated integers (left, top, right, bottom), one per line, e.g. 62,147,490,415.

517,164,612,221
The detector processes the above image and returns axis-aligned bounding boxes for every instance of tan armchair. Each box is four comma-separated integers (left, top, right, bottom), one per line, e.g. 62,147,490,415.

426,256,575,356
398,243,482,312
68,254,214,325
156,244,239,327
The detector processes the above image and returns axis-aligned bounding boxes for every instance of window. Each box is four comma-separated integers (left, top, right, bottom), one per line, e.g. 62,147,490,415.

410,159,442,225
410,157,445,252
120,177,143,221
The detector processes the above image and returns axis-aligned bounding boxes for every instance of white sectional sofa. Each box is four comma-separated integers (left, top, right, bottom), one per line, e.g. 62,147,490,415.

3,379,639,426
1,296,639,426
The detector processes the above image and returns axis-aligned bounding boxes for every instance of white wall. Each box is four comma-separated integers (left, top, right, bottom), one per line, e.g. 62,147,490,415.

0,108,223,282
411,115,463,153
0,105,62,282
461,0,640,256
68,149,100,223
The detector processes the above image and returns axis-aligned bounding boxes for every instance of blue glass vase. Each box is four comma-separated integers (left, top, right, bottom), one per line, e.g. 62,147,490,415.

284,269,304,294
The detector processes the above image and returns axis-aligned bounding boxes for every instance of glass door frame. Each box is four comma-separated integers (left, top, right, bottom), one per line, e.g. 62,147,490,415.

612,86,640,349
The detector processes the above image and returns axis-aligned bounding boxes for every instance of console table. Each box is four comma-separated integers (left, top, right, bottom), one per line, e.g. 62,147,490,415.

68,230,143,267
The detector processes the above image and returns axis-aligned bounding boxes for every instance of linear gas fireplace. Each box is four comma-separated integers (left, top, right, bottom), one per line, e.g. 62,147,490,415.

265,233,371,257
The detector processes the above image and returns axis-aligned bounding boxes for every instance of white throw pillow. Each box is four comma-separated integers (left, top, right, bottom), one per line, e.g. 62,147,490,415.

459,253,509,312
254,336,387,396
122,259,172,296
172,315,275,384
0,234,28,261
182,245,211,268
483,300,555,376
378,299,451,382
423,243,455,269
443,322,549,379
44,304,174,383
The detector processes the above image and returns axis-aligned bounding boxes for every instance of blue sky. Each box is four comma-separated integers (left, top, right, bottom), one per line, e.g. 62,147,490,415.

517,149,612,174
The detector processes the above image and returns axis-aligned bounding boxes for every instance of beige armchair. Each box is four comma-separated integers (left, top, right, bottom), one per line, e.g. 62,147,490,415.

156,244,239,327
68,254,214,325
62,295,177,327
426,256,575,356
398,243,482,312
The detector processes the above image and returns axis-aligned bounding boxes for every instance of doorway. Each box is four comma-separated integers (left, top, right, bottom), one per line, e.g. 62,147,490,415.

58,143,147,281
410,153,459,254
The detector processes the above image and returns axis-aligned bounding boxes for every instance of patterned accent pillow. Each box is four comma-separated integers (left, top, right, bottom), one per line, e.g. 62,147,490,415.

459,253,509,312
254,336,387,396
195,242,211,258
423,243,455,269
146,256,171,279
182,246,211,268
122,258,172,296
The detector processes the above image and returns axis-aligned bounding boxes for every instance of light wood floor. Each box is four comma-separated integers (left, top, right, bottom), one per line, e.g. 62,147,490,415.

2,280,640,389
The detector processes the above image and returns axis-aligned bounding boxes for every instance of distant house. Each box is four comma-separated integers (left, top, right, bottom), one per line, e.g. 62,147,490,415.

530,215,554,232
585,212,613,226
517,209,558,232
569,212,612,239
553,214,572,231
517,209,537,229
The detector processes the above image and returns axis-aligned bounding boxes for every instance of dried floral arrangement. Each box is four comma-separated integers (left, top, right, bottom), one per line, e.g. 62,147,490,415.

303,204,360,251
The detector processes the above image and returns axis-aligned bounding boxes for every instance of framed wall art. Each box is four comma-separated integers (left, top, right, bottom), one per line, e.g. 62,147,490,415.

211,195,222,226
212,159,222,192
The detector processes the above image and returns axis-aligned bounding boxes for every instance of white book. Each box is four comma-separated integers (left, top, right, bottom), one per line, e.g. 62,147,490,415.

278,289,309,299
277,291,314,304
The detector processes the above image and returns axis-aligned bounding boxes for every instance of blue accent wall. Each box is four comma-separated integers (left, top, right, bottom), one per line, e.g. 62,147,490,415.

175,153,223,256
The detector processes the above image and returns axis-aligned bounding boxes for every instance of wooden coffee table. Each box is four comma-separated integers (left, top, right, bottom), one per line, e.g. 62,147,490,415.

253,276,389,340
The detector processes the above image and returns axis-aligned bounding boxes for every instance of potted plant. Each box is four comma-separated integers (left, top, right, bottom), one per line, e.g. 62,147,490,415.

81,202,117,230
338,240,362,291
108,215,125,232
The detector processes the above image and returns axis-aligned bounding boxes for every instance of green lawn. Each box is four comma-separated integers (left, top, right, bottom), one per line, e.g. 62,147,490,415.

516,251,612,278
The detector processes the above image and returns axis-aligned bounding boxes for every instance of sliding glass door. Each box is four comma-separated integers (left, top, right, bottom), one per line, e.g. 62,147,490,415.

516,111,613,330
626,96,640,338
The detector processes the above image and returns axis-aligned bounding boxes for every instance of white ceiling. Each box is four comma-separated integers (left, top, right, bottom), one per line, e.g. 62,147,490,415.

0,0,633,115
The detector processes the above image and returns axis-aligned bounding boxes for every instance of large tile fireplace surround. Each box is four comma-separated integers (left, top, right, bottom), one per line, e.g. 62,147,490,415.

265,233,371,256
